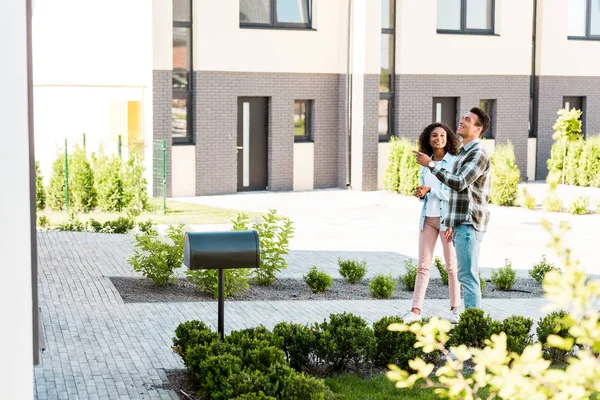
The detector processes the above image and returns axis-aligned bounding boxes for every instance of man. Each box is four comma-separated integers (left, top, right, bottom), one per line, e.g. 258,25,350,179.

413,107,491,309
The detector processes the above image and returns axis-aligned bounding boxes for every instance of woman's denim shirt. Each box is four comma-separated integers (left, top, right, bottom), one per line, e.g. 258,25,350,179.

418,153,456,232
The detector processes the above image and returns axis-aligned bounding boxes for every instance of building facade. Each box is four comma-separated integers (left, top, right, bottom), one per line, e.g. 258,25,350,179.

33,0,600,196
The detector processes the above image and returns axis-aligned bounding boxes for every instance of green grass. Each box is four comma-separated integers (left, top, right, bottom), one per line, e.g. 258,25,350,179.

40,198,274,225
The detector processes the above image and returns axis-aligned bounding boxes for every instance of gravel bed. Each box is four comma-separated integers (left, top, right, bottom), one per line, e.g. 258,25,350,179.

109,276,544,303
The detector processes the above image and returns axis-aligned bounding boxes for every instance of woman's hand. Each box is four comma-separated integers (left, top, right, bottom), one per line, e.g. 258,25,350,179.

445,227,453,243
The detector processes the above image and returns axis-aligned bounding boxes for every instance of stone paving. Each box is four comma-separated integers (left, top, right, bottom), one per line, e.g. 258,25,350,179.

35,187,600,399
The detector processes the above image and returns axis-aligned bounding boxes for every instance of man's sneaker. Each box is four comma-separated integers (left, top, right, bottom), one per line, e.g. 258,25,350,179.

449,308,460,324
401,311,422,323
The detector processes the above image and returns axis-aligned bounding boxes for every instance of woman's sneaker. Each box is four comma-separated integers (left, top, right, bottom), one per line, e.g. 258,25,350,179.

401,311,422,323
449,308,460,324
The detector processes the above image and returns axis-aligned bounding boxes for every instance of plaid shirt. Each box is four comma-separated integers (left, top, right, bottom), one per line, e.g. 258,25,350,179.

430,139,491,232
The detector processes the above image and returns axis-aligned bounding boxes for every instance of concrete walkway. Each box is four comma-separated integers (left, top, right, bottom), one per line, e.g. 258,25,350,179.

35,187,599,399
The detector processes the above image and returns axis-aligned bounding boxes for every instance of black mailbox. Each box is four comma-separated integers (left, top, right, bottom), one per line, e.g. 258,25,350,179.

184,231,260,270
183,230,260,338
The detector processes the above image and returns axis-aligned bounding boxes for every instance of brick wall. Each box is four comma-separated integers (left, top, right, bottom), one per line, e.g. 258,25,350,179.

394,75,531,180
192,71,341,195
152,70,173,197
535,76,600,180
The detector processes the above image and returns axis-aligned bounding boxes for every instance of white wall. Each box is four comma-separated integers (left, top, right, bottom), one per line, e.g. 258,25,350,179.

193,0,352,73
0,0,35,397
396,0,534,75
536,0,600,76
172,145,197,197
293,143,315,191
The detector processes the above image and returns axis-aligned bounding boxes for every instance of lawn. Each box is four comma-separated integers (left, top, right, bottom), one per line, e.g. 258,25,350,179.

40,198,274,225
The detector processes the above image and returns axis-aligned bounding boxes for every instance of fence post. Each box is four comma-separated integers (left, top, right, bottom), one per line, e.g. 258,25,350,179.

162,139,167,213
118,135,122,158
82,133,86,152
64,138,69,211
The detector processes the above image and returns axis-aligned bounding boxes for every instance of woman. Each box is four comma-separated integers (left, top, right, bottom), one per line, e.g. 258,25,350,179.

402,122,461,324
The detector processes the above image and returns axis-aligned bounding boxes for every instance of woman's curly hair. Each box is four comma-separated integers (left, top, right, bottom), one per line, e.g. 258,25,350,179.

418,122,460,157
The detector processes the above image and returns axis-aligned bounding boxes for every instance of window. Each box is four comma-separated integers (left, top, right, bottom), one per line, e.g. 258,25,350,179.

173,0,193,144
563,96,586,136
294,100,312,142
380,0,395,140
568,0,600,39
432,97,458,129
437,0,495,34
479,99,495,139
240,0,312,29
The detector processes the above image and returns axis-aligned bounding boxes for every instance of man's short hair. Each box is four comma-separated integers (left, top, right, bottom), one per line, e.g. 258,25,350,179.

470,107,490,137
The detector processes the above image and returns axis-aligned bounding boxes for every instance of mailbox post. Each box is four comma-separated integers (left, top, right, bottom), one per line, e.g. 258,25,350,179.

183,230,260,338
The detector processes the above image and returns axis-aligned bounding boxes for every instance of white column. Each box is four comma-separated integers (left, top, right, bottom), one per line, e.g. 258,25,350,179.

0,0,36,398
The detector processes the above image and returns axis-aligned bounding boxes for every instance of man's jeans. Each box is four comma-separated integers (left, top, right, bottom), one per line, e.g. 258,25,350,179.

453,224,484,309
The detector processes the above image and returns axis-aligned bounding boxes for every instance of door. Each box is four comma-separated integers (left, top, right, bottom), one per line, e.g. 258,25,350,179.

432,97,458,130
237,97,268,192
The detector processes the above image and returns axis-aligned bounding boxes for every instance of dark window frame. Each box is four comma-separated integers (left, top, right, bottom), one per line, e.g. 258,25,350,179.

240,0,313,30
379,0,396,142
479,99,496,139
437,0,496,35
293,100,313,143
172,0,194,145
568,0,600,40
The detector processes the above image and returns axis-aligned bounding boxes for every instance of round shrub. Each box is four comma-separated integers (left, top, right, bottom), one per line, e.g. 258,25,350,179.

172,320,218,359
192,353,243,398
449,308,501,348
399,259,417,291
501,315,533,354
373,316,427,370
338,258,367,284
569,196,590,215
491,259,518,290
273,322,315,372
543,194,563,212
314,312,376,372
303,266,333,294
529,255,558,283
233,392,277,400
536,310,574,364
369,273,397,299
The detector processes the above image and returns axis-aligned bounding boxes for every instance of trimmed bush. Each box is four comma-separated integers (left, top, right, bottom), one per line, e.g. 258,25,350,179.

434,256,448,285
273,322,315,372
564,139,585,186
577,136,600,187
187,268,251,298
543,194,563,212
172,320,219,359
337,258,367,284
491,259,518,290
383,137,419,196
369,273,396,299
35,161,46,210
373,316,427,370
398,259,417,291
47,152,68,211
536,310,574,364
529,255,558,283
569,195,589,215
69,144,97,212
449,308,501,348
501,315,534,354
303,266,333,294
490,141,520,206
314,312,376,372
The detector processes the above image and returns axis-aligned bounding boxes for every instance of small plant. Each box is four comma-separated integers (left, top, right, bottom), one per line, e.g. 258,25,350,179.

501,315,534,354
569,195,589,215
449,308,501,348
434,256,448,285
35,161,46,210
398,259,417,290
529,255,558,283
37,214,50,230
303,266,333,294
543,194,563,212
337,258,367,284
369,273,397,299
101,216,135,234
479,271,487,291
519,187,536,210
128,224,185,285
491,259,518,290
232,210,294,286
314,312,376,372
55,212,86,232
137,219,157,234
536,310,574,364
186,268,251,298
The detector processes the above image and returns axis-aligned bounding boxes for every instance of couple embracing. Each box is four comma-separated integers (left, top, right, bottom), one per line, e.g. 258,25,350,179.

402,107,492,324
